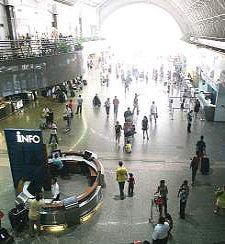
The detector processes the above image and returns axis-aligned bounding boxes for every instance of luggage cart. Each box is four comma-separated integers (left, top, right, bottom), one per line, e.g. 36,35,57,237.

149,194,163,224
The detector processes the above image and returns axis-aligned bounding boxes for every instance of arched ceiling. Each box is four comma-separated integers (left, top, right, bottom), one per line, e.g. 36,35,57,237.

77,0,225,40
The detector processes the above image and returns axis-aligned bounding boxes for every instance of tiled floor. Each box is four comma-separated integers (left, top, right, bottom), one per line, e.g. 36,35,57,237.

0,70,225,243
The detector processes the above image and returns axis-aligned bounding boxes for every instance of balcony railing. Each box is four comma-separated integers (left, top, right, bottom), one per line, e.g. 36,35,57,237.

0,38,83,61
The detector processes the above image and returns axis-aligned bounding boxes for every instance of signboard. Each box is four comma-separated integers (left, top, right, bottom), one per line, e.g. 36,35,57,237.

4,129,49,193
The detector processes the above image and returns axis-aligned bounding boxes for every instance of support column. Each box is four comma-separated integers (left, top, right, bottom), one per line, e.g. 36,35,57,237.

5,4,17,40
52,4,58,29
52,14,58,28
79,16,82,38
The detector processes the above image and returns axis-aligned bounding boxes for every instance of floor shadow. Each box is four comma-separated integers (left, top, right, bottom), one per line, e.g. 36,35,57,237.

183,214,200,227
113,195,127,200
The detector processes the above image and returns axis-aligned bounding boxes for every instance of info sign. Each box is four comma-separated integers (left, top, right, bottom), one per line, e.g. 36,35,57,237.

4,129,48,192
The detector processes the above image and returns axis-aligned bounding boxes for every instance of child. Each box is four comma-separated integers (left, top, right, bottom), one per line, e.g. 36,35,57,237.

128,173,135,197
125,140,132,153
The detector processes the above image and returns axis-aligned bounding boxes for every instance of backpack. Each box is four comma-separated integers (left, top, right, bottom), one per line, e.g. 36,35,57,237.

142,119,148,130
115,125,121,134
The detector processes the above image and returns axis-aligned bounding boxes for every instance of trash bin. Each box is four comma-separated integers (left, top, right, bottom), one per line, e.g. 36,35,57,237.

8,205,28,232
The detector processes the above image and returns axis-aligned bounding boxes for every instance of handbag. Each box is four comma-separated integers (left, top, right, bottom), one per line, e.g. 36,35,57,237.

154,195,163,205
156,113,158,118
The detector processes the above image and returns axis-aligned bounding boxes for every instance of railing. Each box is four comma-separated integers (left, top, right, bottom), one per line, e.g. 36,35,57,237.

0,38,83,61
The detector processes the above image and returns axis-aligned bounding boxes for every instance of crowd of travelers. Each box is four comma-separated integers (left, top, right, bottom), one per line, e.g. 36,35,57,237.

1,56,224,244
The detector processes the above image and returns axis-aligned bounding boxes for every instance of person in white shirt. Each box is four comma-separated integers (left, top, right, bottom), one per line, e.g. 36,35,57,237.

63,104,72,130
49,122,58,144
152,217,170,244
76,95,83,114
150,101,158,123
133,93,140,115
42,105,50,118
51,178,60,202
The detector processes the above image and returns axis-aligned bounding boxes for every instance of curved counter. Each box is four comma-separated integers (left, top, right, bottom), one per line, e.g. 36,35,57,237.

16,150,105,231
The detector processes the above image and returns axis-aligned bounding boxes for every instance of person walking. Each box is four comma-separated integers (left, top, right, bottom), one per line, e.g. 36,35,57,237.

177,180,189,219
187,110,193,133
169,99,174,120
142,116,149,140
152,216,170,244
116,161,128,200
133,93,140,115
124,107,133,122
42,105,50,126
196,135,206,158
194,99,201,118
127,173,135,197
46,108,53,126
115,121,122,145
155,180,168,217
68,99,74,117
63,104,72,131
214,185,225,214
76,95,83,115
0,210,4,228
42,105,50,118
28,194,44,237
104,98,111,117
150,101,158,123
113,96,119,116
190,151,201,185
49,122,58,144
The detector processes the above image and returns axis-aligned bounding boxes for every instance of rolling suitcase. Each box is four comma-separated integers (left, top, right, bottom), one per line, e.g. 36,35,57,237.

201,157,209,175
8,205,28,233
0,227,14,243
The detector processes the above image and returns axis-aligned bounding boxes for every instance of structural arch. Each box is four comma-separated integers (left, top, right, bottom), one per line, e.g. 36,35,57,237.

98,0,193,38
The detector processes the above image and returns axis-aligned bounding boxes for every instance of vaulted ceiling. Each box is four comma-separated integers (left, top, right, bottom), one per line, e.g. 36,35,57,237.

74,0,225,40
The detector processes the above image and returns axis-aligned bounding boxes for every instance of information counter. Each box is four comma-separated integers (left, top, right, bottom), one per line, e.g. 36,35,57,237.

16,151,104,231
197,93,215,121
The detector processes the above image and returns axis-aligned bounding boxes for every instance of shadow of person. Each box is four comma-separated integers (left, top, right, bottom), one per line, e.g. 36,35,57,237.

183,214,200,227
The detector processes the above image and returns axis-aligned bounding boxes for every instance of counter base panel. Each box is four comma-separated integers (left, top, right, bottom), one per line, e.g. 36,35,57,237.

80,200,103,223
41,224,67,233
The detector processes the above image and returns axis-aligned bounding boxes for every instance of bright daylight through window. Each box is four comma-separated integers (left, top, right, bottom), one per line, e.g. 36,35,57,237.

101,3,183,65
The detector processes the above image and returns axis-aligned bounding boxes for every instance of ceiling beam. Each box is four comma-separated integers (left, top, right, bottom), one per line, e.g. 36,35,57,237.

194,13,225,23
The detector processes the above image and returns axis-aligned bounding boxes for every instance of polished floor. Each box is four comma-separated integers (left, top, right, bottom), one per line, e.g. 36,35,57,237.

0,69,225,243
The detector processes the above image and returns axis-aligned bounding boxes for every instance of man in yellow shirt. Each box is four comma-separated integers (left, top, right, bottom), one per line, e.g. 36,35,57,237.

214,185,225,214
28,194,44,237
116,161,128,200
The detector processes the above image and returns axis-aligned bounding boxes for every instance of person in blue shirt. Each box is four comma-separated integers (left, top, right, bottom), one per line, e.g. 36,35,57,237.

50,154,69,178
51,154,63,170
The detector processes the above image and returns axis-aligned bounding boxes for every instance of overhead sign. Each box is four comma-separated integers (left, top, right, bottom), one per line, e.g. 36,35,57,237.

4,129,49,193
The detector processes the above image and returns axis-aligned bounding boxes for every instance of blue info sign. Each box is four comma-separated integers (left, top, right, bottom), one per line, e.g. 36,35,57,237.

4,129,49,192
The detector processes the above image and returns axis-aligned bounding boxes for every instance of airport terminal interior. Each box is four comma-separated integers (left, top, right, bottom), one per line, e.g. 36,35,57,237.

0,0,225,243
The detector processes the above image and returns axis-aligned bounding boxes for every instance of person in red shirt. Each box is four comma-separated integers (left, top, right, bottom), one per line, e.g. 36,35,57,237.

0,210,4,227
68,99,74,117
